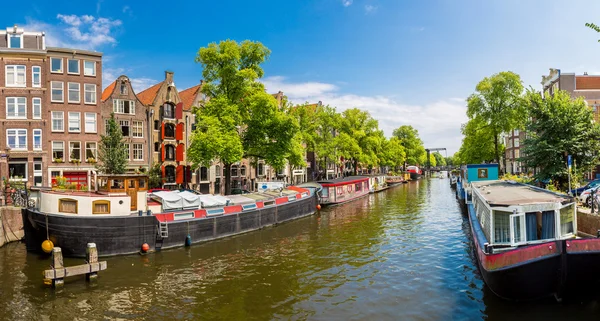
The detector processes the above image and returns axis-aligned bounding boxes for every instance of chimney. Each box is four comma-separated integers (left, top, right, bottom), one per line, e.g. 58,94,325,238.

165,70,174,82
584,72,589,75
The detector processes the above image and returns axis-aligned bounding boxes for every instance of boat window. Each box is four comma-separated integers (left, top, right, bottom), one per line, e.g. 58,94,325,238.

111,179,125,189
510,212,526,246
128,179,136,189
560,205,574,236
355,183,361,191
59,198,78,214
92,200,110,214
478,169,488,179
337,187,343,195
321,188,329,198
493,211,510,244
139,179,147,189
174,212,194,220
288,195,297,202
98,177,108,191
525,210,555,241
242,204,257,211
264,200,275,207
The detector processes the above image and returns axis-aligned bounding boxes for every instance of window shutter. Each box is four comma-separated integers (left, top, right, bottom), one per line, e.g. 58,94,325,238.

176,165,184,184
161,165,165,178
176,144,184,162
176,122,184,140
175,102,183,119
161,122,165,140
161,143,165,161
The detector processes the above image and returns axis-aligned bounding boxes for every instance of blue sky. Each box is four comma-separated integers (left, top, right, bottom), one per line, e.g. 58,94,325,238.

5,0,600,154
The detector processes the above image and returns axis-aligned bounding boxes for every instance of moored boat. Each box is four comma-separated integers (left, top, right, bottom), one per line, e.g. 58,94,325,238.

23,174,319,258
406,166,422,180
467,176,600,301
317,176,370,205
385,176,405,186
368,175,388,193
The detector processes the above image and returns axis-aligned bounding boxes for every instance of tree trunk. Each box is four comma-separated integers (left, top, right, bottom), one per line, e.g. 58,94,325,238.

224,163,232,195
353,159,358,176
494,131,499,164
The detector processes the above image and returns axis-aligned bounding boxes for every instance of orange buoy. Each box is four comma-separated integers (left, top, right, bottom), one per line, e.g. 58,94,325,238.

316,204,322,210
42,239,54,253
141,243,150,253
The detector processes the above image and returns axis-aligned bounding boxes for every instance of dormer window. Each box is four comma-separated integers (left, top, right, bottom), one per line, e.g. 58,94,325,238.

8,34,22,49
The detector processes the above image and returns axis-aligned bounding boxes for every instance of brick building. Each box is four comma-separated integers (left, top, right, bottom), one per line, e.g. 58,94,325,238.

46,47,102,188
0,26,48,187
101,75,149,173
138,71,190,189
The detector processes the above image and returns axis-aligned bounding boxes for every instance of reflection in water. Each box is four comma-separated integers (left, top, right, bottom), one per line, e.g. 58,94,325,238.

1,179,600,320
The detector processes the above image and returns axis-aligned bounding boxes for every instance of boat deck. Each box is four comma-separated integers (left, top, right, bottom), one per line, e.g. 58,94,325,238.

471,180,573,206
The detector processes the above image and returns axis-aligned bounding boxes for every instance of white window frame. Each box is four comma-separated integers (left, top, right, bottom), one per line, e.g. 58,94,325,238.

85,113,97,133
8,34,23,49
50,57,63,73
558,203,576,238
509,211,526,246
84,84,97,104
32,97,42,119
33,129,42,150
52,141,65,160
6,129,27,151
5,65,26,87
67,59,79,75
51,81,64,102
133,143,143,160
52,111,64,132
8,162,27,182
85,142,97,161
32,66,41,87
68,82,80,103
6,97,27,119
83,61,96,76
68,112,81,133
69,141,82,161
33,161,43,187
132,121,143,138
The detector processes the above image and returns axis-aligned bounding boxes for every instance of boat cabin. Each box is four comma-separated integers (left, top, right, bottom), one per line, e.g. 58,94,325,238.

471,180,576,251
462,163,499,204
39,174,149,216
317,176,370,205
368,175,387,192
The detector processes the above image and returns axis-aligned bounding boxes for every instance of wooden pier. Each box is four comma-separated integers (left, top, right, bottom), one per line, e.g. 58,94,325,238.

43,243,107,288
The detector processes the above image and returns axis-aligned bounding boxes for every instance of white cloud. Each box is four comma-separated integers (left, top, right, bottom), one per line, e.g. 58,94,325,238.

263,76,467,154
342,0,353,7
364,5,378,14
56,14,122,49
103,67,158,93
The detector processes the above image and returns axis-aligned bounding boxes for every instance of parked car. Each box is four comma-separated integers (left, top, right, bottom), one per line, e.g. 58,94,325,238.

578,186,600,207
231,188,250,195
570,179,600,196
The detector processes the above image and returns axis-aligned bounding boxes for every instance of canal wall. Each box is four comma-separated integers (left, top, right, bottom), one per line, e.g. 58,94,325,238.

0,207,24,247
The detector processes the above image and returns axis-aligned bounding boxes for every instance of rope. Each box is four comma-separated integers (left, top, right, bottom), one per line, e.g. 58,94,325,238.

45,213,49,240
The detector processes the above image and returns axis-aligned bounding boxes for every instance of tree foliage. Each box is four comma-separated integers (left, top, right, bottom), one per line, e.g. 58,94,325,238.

148,162,163,188
337,108,381,174
96,114,128,174
456,116,499,164
393,125,426,165
466,71,525,163
586,22,600,42
189,40,298,194
433,152,446,166
521,89,600,188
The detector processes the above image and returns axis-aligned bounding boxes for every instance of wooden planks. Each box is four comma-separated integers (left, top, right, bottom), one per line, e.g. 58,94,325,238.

43,243,107,288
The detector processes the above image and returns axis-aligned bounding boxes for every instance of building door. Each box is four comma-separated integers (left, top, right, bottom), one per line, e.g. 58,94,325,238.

126,179,137,211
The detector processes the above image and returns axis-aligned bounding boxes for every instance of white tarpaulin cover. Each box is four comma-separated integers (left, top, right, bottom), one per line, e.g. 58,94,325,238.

227,195,256,205
198,194,229,208
152,191,184,211
177,191,202,209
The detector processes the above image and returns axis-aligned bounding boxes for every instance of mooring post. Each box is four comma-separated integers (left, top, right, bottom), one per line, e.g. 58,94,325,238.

86,243,98,282
52,247,64,288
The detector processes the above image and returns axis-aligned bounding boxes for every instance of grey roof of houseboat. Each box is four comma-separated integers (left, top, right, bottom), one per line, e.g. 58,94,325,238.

317,176,369,184
471,180,573,206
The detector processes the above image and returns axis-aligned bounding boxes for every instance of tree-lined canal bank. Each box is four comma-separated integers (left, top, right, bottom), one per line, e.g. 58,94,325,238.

1,179,600,320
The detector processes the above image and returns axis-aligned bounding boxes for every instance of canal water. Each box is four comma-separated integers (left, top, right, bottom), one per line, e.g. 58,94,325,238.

1,178,600,320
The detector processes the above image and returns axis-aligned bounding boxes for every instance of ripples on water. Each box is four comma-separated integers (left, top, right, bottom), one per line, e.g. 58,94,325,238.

2,178,600,320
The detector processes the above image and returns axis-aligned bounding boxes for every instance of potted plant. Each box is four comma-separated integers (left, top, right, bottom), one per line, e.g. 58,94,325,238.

54,158,64,163
87,157,97,164
70,159,81,164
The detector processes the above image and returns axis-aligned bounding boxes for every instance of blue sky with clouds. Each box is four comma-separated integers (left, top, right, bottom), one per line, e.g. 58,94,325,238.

5,0,600,154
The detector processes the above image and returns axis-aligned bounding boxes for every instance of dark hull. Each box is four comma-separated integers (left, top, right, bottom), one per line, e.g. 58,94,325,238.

23,195,317,258
409,172,421,180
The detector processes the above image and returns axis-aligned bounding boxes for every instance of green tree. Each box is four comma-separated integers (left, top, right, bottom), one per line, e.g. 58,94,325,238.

313,105,342,178
393,125,426,167
189,40,299,195
380,136,406,171
338,108,381,175
429,153,437,167
456,116,499,164
466,71,525,164
445,156,453,166
96,114,128,174
148,162,163,188
521,89,600,189
433,152,446,167
586,22,600,41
